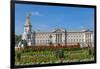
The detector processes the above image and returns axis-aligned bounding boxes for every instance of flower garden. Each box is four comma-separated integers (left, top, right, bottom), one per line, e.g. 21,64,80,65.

15,45,94,65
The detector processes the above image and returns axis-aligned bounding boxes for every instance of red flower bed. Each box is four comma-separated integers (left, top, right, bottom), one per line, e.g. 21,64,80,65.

15,43,80,51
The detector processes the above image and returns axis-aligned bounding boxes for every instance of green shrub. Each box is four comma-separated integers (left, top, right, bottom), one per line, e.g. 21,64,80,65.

16,52,21,61
55,49,65,63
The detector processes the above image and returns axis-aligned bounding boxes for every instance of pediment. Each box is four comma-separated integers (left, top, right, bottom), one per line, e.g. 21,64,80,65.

52,29,65,33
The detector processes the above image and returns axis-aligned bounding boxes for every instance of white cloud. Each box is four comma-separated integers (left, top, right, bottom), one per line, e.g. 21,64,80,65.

80,26,85,29
31,11,43,16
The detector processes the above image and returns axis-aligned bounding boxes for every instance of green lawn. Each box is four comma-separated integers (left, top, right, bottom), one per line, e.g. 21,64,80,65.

15,48,94,65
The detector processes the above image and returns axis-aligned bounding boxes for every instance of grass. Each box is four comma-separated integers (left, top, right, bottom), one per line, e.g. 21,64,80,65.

15,47,94,65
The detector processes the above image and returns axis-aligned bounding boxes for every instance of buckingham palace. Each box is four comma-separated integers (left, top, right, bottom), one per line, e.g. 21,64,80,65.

17,14,94,48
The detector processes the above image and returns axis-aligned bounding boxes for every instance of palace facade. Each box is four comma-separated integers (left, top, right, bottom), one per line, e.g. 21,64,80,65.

17,14,94,48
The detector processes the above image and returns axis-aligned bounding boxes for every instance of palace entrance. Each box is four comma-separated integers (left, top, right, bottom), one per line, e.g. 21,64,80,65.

56,33,62,46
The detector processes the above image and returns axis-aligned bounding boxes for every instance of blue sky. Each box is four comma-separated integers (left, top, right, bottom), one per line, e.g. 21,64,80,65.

15,4,94,35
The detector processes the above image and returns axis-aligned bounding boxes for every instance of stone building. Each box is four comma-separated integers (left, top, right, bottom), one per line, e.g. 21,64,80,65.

17,14,94,48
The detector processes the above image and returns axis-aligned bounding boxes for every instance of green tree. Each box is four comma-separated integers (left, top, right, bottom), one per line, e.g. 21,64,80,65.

16,51,21,61
49,35,53,46
55,49,65,63
88,47,94,56
15,34,22,44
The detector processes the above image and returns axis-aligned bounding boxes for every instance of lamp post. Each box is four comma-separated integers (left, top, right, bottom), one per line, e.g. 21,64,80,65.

65,29,67,46
49,35,52,46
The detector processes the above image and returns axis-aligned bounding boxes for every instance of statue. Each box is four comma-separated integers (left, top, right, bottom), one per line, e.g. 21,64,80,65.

25,12,32,25
27,12,32,19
